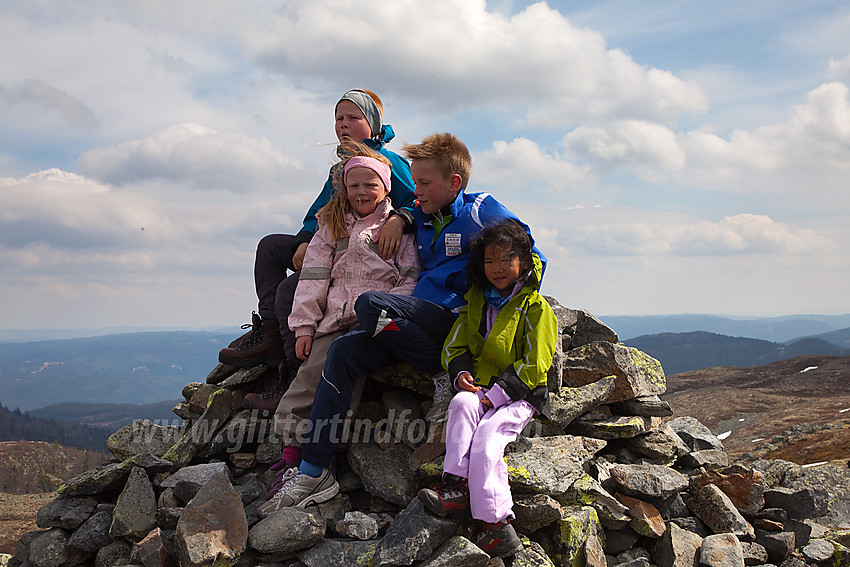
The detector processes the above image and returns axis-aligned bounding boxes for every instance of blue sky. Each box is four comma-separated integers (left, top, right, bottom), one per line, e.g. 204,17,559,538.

1,0,849,330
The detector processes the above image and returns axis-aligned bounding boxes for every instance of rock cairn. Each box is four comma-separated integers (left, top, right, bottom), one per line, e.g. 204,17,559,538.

9,297,850,567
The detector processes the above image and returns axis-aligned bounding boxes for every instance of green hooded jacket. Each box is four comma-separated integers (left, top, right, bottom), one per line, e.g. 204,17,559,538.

441,254,557,418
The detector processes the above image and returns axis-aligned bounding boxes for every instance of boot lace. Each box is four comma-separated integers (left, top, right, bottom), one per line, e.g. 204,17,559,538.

236,313,265,351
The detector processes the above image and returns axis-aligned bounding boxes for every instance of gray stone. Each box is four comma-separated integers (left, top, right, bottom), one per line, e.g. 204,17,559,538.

513,493,564,534
158,462,230,503
157,486,181,508
219,364,269,387
156,507,182,531
651,521,703,567
175,471,248,567
538,506,601,567
561,474,629,530
667,416,724,452
161,388,234,468
609,395,674,417
616,492,666,538
602,528,640,555
763,487,829,520
628,426,681,462
36,495,98,530
648,492,690,521
248,507,324,556
670,516,712,538
550,304,619,349
347,441,418,506
57,459,135,497
740,542,768,566
298,539,379,567
618,547,651,563
678,449,728,469
609,463,689,499
548,376,616,429
67,509,112,552
106,418,182,460
561,341,666,403
27,528,90,567
584,533,607,567
754,531,794,563
504,435,607,498
198,409,267,457
685,484,754,539
567,414,655,440
373,498,457,566
234,474,266,505
418,536,490,567
94,540,132,567
802,539,835,563
109,466,157,542
205,361,239,384
699,533,744,567
335,511,379,540
369,361,436,397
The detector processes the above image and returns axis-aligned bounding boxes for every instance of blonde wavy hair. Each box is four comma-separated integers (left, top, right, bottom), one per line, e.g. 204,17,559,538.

317,141,392,241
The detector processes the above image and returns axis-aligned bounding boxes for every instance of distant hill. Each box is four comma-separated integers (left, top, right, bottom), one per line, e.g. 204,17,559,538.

0,440,107,494
0,331,234,411
0,403,114,452
624,331,849,375
28,400,182,430
602,313,850,342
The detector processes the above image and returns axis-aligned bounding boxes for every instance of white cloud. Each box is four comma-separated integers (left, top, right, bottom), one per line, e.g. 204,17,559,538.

1,79,97,130
563,120,686,174
474,137,592,193
243,0,706,125
828,53,850,78
79,123,313,192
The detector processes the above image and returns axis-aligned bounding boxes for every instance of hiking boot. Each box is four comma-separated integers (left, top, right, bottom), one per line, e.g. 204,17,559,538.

243,390,283,412
227,312,262,349
257,468,339,518
475,520,523,558
418,473,470,520
218,316,285,368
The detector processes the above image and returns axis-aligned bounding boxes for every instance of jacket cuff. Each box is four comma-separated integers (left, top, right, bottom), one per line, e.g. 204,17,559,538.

294,326,315,338
485,383,512,409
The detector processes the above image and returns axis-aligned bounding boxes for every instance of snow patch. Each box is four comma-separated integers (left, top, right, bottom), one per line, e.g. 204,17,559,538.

717,431,731,440
751,438,764,443
800,366,818,373
801,461,828,468
839,408,850,414
738,418,745,422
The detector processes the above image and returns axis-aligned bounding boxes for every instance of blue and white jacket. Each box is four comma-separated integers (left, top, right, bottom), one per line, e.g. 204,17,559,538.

411,190,546,310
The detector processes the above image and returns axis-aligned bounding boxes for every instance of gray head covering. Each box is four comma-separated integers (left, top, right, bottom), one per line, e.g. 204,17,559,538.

336,89,382,139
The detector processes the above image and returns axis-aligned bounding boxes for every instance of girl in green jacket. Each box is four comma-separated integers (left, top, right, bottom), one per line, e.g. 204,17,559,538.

418,219,558,558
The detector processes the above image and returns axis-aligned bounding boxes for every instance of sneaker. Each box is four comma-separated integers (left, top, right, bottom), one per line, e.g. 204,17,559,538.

257,468,339,518
475,520,523,558
265,463,299,500
418,473,470,520
219,316,285,368
243,390,283,412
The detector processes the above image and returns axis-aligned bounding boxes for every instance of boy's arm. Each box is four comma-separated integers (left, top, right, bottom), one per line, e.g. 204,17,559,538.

389,233,421,296
288,224,336,337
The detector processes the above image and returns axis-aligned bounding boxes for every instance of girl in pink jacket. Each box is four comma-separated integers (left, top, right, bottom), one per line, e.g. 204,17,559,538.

262,146,420,507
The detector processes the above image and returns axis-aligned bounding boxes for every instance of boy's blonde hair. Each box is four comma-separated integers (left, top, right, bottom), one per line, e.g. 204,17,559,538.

317,141,392,241
403,133,471,190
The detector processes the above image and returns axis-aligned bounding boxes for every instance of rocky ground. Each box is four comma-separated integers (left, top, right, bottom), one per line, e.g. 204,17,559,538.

4,303,850,567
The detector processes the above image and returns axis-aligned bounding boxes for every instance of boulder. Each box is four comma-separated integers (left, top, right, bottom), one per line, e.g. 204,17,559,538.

159,462,230,504
161,388,234,468
298,539,379,567
691,465,766,516
548,376,616,429
667,416,724,452
27,528,90,567
763,487,829,520
699,533,745,567
567,414,656,440
36,496,98,530
130,527,177,567
685,484,754,539
106,418,182,460
651,521,703,567
109,466,157,542
561,341,666,403
504,435,606,498
372,498,457,566
417,536,491,567
347,441,419,506
66,506,113,553
609,463,689,499
248,506,324,557
616,493,666,538
609,395,673,417
513,493,564,535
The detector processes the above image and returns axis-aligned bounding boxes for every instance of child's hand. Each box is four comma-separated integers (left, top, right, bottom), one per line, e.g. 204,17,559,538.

456,371,480,393
295,335,312,361
480,395,493,408
292,242,309,270
376,215,404,259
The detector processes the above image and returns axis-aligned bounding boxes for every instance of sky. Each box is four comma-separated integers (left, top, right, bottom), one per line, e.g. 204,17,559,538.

1,0,849,331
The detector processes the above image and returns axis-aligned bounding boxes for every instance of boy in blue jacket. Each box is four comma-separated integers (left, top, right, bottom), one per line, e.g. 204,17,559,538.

258,133,545,516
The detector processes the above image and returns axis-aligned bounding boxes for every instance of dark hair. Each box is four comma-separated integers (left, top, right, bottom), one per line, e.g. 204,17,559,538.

467,220,533,290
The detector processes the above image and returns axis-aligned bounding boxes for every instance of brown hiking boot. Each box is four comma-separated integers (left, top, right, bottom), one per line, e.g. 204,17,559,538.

227,312,262,349
418,473,471,520
475,520,523,558
218,316,285,368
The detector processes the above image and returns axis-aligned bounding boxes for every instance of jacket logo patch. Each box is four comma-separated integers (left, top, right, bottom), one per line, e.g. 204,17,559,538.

445,233,462,256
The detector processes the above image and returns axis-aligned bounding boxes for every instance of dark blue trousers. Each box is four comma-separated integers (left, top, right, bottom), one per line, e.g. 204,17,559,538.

300,291,457,468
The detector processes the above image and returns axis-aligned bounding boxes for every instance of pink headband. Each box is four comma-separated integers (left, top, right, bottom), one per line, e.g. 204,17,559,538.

343,156,391,194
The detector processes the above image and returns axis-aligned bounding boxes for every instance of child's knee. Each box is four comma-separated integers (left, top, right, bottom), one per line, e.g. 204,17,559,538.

450,390,480,413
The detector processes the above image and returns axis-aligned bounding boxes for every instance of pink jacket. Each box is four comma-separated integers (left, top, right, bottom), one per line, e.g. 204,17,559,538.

289,198,420,338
